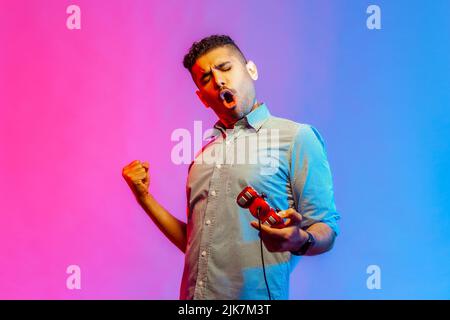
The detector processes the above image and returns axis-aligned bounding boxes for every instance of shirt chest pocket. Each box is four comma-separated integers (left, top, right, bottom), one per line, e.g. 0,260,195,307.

224,158,287,201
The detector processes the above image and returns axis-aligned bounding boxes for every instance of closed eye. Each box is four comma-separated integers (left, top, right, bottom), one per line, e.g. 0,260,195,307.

201,72,211,84
201,77,210,85
217,62,232,71
200,62,232,85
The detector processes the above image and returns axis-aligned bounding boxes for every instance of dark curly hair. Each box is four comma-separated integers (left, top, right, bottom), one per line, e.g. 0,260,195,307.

183,34,247,72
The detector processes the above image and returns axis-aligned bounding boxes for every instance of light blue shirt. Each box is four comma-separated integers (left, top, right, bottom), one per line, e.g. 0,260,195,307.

180,103,340,299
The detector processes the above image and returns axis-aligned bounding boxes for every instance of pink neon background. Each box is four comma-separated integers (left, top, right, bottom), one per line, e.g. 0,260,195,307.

1,0,336,299
2,0,450,299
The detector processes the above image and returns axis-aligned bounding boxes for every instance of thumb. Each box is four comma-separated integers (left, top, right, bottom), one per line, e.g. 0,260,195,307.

135,179,149,197
142,161,150,186
142,168,150,187
279,209,302,227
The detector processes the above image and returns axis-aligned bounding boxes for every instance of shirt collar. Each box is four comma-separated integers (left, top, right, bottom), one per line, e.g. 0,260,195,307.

245,102,271,131
213,103,271,133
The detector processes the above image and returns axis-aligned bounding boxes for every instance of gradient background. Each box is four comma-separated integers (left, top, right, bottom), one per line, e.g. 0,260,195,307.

0,0,449,299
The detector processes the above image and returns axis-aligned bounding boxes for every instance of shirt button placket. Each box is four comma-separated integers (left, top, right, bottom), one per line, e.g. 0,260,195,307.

197,166,219,299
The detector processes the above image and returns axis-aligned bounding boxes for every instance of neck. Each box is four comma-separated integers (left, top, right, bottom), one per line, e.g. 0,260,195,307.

221,100,261,129
249,101,262,112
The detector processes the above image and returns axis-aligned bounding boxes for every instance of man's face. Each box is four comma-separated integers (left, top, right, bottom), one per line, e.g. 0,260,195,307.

191,46,258,127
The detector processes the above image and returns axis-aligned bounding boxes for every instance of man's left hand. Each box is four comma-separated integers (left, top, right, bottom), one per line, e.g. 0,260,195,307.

250,208,309,253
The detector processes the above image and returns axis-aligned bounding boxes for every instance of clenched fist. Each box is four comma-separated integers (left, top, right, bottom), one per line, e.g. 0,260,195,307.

122,160,150,203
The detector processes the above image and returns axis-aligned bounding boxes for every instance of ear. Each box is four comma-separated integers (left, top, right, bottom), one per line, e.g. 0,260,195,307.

196,90,210,109
246,60,258,80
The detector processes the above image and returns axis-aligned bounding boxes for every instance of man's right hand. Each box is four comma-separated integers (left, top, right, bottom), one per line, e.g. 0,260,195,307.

122,160,150,203
121,159,187,253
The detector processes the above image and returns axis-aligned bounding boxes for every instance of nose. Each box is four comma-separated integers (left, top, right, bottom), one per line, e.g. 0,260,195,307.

212,72,226,89
215,78,225,89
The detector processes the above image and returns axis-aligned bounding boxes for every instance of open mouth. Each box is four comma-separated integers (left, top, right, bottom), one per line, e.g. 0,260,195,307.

219,89,237,109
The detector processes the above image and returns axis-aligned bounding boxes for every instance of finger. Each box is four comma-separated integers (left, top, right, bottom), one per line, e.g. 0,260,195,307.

129,168,146,177
134,180,148,192
123,161,142,174
135,179,144,187
251,223,276,244
250,221,260,230
142,168,149,186
250,223,284,252
251,221,285,238
278,208,296,218
128,160,141,167
279,217,298,228
131,171,147,182
250,222,274,237
129,162,145,171
250,220,271,231
279,209,302,226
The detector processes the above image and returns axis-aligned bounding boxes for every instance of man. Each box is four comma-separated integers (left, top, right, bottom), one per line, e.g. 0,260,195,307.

122,35,340,300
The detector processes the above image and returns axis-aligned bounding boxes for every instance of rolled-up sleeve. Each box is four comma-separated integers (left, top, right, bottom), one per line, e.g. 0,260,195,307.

289,124,340,235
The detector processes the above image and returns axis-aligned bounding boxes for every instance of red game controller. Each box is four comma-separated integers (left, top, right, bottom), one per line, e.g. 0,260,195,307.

236,186,285,228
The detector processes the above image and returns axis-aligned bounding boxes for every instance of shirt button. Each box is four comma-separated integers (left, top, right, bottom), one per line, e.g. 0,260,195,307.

198,280,203,286
211,190,216,196
205,219,211,225
201,250,207,257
